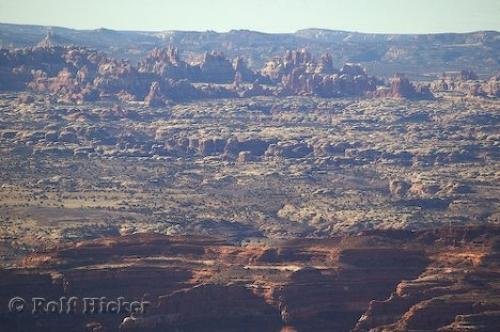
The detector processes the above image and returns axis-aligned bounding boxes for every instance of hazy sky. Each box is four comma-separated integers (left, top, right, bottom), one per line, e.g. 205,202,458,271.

0,0,499,33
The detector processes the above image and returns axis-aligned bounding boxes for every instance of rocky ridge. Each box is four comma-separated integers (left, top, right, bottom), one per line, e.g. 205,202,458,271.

1,43,445,104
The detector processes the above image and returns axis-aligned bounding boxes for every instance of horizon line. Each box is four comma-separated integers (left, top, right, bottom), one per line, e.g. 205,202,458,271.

1,21,499,36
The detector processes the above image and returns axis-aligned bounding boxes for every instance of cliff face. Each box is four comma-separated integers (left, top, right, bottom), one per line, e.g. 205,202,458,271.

1,226,498,332
354,231,500,331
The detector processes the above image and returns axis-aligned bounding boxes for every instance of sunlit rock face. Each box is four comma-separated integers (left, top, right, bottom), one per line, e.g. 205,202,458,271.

1,226,498,331
373,74,434,100
261,49,379,97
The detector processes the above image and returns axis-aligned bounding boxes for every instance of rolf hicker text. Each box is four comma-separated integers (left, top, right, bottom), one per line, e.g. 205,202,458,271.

8,296,150,315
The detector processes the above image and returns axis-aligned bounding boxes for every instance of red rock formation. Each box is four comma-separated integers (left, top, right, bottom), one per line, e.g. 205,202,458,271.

1,226,499,331
265,140,313,159
261,49,316,81
430,70,499,97
196,51,235,83
233,56,258,82
238,81,272,97
138,47,194,80
10,45,500,102
483,74,500,97
354,228,500,331
375,74,434,99
144,81,165,107
261,49,377,97
317,53,336,74
224,137,275,158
